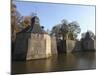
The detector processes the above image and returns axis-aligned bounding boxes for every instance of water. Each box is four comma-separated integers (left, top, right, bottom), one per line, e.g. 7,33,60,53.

12,52,96,74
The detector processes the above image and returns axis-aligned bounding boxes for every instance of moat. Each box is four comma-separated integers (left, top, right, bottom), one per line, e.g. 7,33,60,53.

12,51,96,74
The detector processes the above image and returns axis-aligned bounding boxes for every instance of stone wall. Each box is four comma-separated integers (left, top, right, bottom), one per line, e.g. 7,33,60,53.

13,33,30,60
72,41,82,52
82,39,96,50
13,33,96,60
44,34,52,57
26,34,51,60
51,37,58,55
65,39,95,52
66,40,76,53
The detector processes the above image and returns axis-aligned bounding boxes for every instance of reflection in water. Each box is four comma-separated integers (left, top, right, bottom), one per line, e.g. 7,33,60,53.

12,52,96,74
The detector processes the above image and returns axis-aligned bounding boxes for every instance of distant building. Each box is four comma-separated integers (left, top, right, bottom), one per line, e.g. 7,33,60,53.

81,31,95,51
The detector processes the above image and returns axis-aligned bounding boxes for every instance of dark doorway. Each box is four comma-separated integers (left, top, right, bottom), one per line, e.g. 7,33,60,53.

57,39,67,54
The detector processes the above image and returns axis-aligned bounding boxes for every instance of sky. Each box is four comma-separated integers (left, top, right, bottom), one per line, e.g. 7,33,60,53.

13,1,95,39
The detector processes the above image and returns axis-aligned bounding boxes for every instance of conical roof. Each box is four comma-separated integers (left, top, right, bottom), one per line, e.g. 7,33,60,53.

84,31,94,40
27,16,45,34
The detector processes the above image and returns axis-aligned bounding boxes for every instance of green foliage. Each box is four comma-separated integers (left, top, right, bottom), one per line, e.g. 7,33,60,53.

51,19,81,40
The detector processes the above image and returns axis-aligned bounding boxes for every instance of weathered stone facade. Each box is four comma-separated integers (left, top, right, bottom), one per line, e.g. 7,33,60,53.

57,39,95,53
12,15,52,60
13,34,96,60
13,33,30,60
66,40,76,53
26,34,51,60
81,39,95,51
81,32,96,51
51,37,58,55
72,41,82,52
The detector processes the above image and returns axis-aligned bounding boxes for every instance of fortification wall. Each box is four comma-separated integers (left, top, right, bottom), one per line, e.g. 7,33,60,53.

26,34,51,60
72,41,82,52
13,33,96,61
82,39,96,50
44,34,51,57
51,37,58,55
66,40,76,53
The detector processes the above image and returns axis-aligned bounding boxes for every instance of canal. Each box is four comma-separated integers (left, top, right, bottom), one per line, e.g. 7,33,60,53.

12,52,96,74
